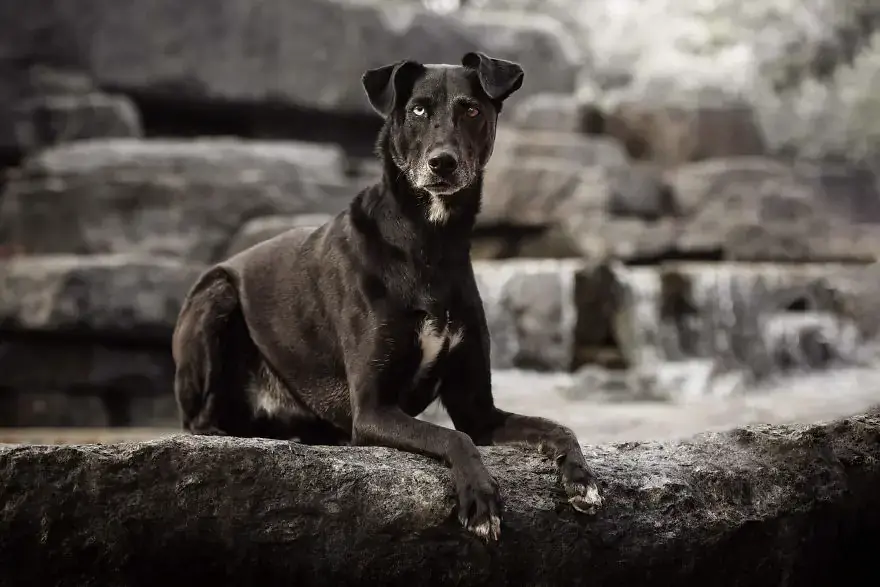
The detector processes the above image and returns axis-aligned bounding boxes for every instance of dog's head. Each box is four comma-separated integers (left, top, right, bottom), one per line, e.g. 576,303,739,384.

362,52,524,201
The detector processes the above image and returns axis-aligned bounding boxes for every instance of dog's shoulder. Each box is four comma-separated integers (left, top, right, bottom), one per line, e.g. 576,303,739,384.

221,225,319,277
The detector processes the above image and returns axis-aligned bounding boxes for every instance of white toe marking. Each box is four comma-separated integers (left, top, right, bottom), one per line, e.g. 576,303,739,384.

471,515,500,541
473,520,491,539
449,326,464,350
490,513,501,534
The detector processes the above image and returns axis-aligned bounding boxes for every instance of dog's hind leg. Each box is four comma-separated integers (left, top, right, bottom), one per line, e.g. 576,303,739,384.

172,267,245,436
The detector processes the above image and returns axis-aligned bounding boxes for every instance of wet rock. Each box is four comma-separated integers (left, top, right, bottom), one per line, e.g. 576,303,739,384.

474,259,582,371
0,254,203,341
0,0,578,115
0,138,351,263
1,410,878,586
608,262,875,381
224,214,334,258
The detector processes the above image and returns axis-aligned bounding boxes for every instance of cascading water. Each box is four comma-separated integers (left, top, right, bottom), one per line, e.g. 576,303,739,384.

607,261,870,397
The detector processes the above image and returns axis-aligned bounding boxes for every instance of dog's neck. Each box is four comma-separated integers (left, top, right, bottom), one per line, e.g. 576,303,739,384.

356,127,482,260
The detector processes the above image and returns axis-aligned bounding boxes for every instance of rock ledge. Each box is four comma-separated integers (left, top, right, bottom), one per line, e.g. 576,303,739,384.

1,409,878,586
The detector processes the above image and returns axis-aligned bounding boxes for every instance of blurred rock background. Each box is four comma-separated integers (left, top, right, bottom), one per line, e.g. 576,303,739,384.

1,0,879,444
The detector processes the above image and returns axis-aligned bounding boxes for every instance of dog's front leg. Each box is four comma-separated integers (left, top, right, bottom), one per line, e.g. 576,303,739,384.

346,344,503,541
441,337,603,514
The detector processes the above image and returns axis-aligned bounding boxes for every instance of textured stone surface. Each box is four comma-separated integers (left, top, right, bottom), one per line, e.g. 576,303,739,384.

510,93,585,133
474,0,880,164
1,409,878,586
479,129,629,227
0,254,203,341
0,64,141,155
665,157,880,262
12,92,142,152
560,157,880,263
0,0,578,115
0,139,351,263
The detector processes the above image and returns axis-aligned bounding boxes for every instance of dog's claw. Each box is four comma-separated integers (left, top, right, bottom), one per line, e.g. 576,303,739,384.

469,513,502,542
560,458,603,515
455,471,503,543
568,482,603,514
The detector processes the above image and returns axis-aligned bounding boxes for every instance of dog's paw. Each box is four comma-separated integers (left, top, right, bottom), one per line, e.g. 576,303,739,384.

455,470,503,543
560,458,603,515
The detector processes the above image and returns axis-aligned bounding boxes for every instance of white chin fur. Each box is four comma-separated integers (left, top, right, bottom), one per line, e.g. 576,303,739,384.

426,194,450,224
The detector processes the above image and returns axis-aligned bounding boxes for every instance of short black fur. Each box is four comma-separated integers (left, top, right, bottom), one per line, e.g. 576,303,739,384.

172,52,603,542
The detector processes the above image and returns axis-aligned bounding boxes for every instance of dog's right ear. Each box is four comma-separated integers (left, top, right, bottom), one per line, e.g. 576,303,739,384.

362,60,423,118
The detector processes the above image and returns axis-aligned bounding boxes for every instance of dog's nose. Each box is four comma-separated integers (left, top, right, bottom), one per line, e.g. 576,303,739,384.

427,151,458,176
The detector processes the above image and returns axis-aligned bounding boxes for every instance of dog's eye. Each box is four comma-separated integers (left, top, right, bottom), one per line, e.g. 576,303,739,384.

412,105,427,117
465,107,480,118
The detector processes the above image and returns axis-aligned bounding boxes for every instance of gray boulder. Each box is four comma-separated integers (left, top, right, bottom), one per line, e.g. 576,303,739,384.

475,0,880,164
479,128,630,227
0,0,578,115
0,138,352,263
1,409,878,586
0,64,142,156
560,157,880,263
0,253,204,341
12,92,142,153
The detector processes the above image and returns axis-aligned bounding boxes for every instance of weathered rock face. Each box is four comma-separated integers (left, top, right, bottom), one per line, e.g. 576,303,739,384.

479,128,631,229
0,65,143,158
1,409,878,586
0,0,577,116
0,254,198,427
0,254,204,341
474,0,880,165
495,154,880,264
0,139,354,263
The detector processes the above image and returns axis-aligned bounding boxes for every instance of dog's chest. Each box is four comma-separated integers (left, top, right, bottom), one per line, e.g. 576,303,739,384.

416,312,464,377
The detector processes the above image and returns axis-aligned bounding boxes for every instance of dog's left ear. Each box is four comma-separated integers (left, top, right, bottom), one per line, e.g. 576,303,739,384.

461,52,525,104
362,60,423,118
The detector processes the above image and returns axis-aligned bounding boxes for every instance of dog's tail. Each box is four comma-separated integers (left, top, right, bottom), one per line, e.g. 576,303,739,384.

172,267,241,435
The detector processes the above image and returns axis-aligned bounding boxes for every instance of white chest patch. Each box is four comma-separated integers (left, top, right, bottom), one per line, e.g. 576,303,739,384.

417,317,464,376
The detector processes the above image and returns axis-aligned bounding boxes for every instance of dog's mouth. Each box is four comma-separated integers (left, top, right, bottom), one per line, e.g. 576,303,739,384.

422,177,467,194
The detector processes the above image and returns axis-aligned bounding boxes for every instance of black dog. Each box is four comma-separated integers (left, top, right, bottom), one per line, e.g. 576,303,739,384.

172,52,603,541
